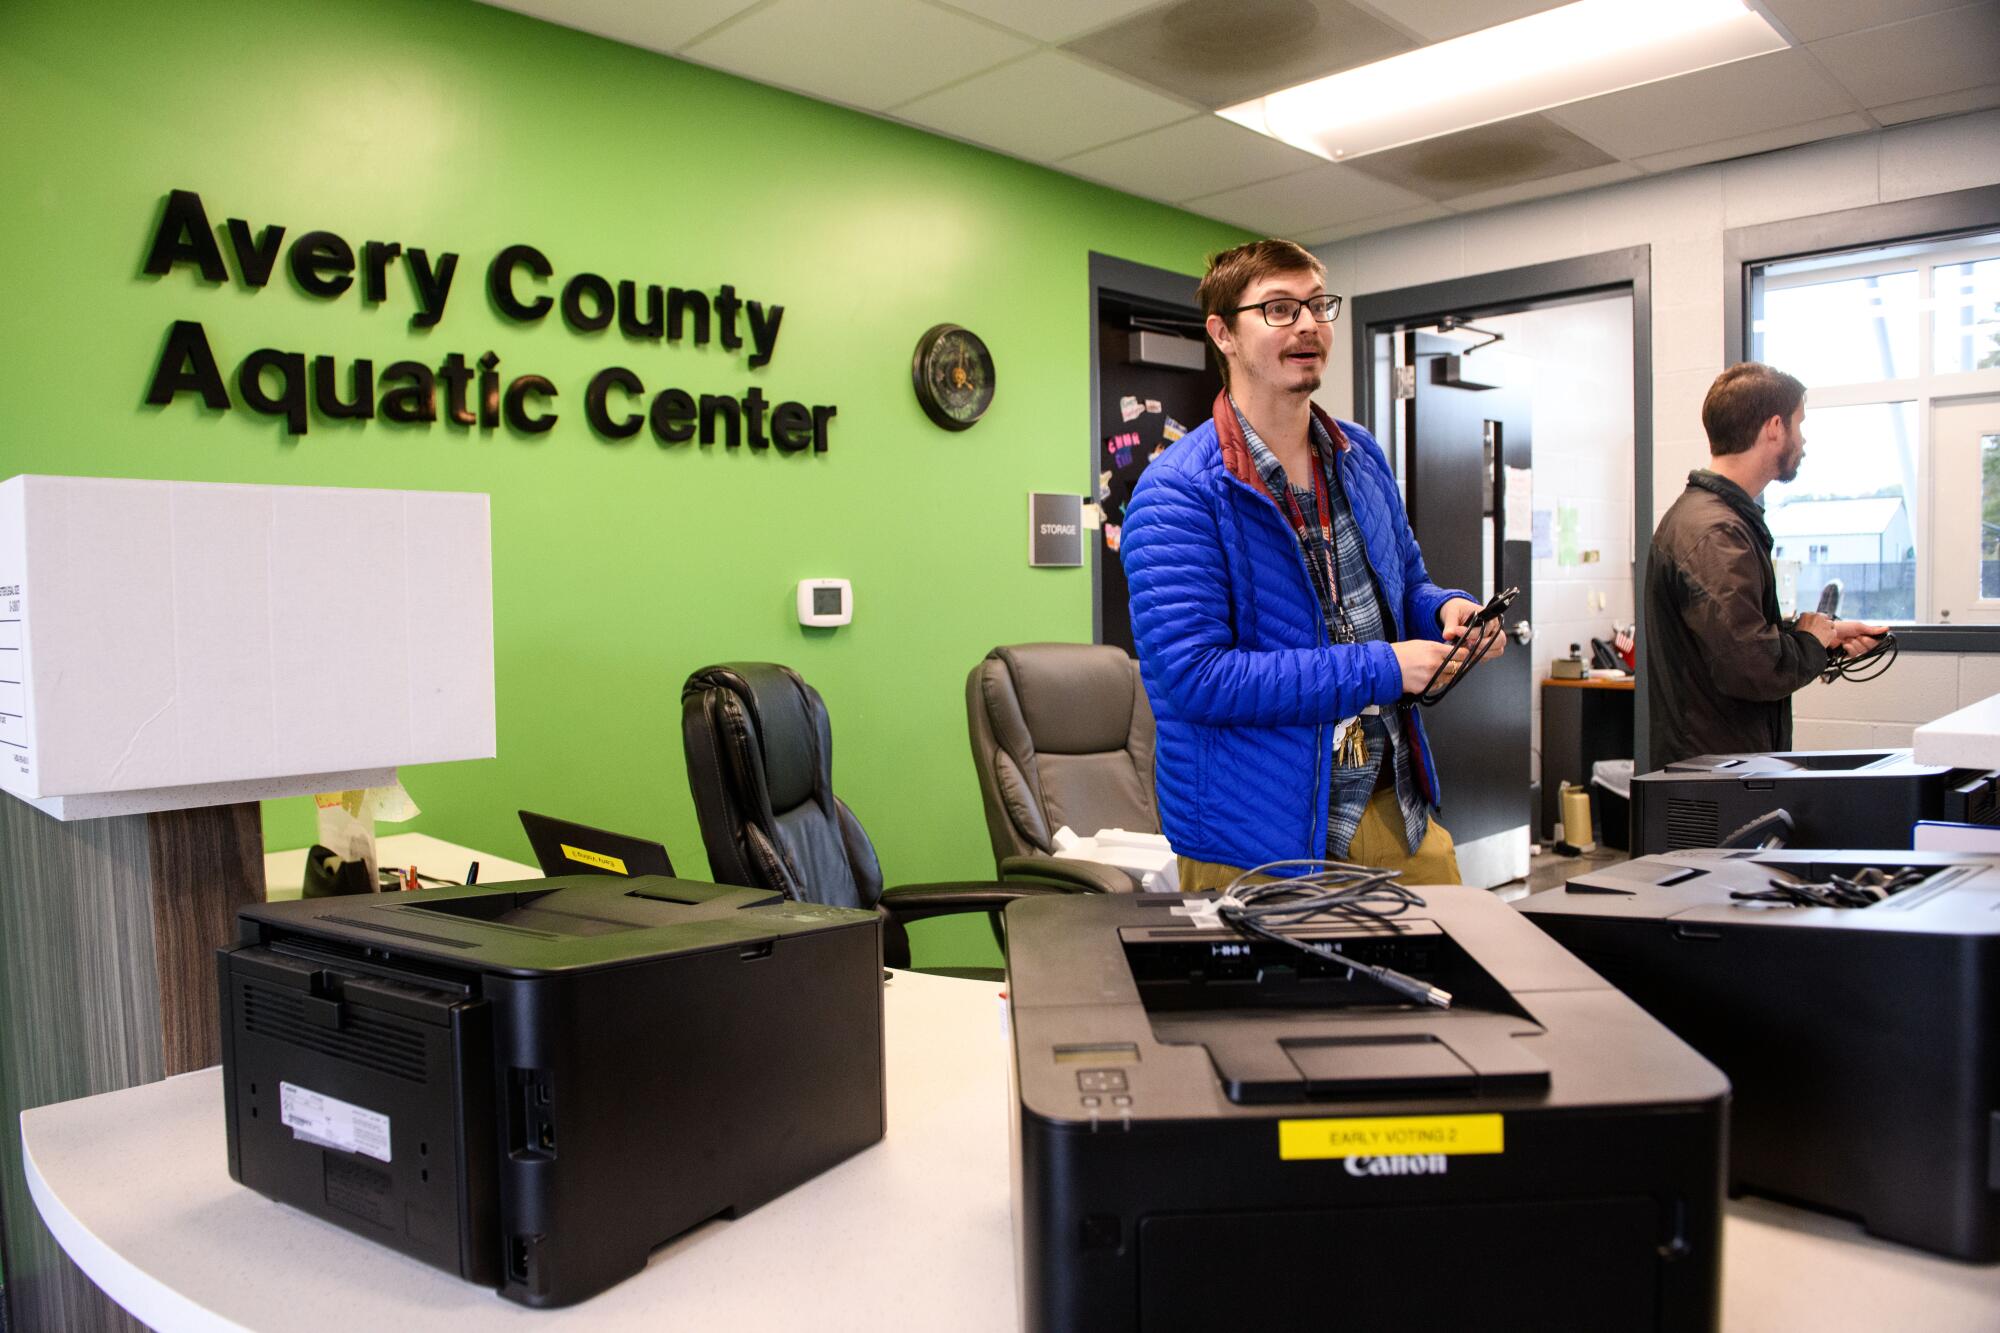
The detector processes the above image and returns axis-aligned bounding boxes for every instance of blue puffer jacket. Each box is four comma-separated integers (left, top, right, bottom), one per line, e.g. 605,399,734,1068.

1121,396,1470,871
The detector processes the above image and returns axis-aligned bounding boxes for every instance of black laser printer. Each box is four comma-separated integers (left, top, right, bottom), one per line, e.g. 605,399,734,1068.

1520,849,2000,1261
218,875,883,1307
1005,888,1730,1333
1630,748,1999,854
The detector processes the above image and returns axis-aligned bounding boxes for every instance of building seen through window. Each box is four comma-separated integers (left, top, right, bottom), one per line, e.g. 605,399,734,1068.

1750,229,2000,623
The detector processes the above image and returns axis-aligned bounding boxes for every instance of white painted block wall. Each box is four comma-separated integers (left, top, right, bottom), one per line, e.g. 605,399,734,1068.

1794,653,2000,751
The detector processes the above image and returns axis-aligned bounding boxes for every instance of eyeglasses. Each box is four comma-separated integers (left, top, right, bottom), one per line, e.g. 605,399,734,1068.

1225,294,1343,326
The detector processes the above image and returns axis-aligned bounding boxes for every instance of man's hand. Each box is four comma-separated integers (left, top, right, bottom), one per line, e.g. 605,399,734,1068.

1438,596,1506,660
1392,640,1463,695
1794,611,1840,649
1833,619,1889,654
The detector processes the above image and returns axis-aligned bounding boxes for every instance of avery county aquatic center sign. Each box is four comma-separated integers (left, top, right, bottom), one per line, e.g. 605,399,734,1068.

139,189,835,452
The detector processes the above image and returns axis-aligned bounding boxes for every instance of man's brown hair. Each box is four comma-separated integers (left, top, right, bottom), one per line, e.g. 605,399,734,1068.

1196,239,1326,384
1702,362,1805,456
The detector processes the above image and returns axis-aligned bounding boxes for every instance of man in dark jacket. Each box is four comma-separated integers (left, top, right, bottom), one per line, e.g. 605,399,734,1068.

1122,239,1495,890
1646,362,1885,768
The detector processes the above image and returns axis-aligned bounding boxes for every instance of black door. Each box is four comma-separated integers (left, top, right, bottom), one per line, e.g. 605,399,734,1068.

1096,291,1223,655
1402,332,1533,872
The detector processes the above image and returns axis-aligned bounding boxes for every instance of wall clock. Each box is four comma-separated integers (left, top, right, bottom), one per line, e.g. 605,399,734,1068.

911,323,995,430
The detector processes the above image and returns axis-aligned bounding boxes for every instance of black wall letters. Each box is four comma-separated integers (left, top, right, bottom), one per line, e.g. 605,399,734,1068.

138,188,828,451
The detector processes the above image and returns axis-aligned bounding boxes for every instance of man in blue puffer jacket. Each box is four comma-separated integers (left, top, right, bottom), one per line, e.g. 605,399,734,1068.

1122,239,1500,891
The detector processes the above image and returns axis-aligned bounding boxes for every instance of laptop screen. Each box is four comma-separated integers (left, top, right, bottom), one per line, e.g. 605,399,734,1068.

517,810,676,879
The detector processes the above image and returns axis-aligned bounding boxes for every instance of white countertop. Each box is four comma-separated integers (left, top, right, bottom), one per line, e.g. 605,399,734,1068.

262,832,540,900
22,972,2000,1331
23,972,1016,1332
1914,691,2000,771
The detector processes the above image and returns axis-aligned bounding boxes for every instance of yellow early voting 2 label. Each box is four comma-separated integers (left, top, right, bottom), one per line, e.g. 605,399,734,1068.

560,844,627,875
1278,1113,1504,1161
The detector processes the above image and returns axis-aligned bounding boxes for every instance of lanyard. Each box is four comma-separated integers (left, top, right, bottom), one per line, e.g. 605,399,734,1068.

1273,449,1358,646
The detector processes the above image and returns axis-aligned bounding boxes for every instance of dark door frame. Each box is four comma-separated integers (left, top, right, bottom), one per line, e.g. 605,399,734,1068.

1350,246,1655,765
1088,251,1206,646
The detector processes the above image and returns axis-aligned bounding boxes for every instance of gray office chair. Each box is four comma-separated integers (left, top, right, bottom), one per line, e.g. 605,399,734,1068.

965,643,1159,891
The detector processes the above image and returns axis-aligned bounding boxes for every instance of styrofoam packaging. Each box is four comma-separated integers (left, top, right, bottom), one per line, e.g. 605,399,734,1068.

0,476,494,818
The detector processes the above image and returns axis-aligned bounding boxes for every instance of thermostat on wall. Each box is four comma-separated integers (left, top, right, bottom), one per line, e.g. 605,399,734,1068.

797,578,852,627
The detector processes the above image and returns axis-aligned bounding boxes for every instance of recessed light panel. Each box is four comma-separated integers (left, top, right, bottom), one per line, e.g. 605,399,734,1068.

1219,0,1787,161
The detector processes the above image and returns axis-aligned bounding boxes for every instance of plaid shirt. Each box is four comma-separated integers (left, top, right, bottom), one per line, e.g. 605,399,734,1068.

1233,402,1431,858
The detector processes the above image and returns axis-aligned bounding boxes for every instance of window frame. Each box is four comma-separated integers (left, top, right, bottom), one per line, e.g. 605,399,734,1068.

1725,184,2000,644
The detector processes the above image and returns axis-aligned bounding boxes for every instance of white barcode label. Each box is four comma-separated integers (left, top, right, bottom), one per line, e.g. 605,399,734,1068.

280,1082,391,1162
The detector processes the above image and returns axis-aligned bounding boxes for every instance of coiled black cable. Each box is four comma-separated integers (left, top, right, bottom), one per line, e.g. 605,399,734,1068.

1215,860,1452,1008
1818,631,1898,684
1730,864,1924,909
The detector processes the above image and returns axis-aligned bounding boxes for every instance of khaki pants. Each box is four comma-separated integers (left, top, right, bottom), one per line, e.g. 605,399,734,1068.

1177,788,1462,893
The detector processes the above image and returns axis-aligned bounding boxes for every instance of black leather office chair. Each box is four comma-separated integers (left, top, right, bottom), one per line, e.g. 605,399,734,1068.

681,662,1117,974
966,643,1159,891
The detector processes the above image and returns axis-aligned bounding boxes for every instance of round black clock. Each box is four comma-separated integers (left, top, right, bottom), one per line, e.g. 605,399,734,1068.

911,323,995,431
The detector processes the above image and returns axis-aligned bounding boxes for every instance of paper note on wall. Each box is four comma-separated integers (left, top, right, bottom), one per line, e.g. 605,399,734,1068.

1503,466,1533,542
1532,508,1553,560
1556,504,1580,566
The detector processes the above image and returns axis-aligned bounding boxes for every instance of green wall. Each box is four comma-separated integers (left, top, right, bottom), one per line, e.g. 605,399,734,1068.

0,0,1242,967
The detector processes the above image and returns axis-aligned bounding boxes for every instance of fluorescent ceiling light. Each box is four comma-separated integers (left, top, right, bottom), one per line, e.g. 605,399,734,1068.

1218,0,1786,162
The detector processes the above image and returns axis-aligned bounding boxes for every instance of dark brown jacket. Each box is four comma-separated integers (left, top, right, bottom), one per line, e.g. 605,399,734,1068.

1645,471,1829,768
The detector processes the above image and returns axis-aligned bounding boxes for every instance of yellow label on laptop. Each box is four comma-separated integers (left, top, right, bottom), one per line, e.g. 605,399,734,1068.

1278,1113,1503,1161
560,844,627,875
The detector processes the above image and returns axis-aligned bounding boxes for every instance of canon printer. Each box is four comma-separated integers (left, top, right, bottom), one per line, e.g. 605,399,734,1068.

1005,889,1729,1333
1630,748,1998,854
1520,849,2000,1261
218,876,883,1307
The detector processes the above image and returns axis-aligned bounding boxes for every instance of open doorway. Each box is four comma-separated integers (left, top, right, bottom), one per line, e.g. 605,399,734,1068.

1089,253,1224,654
1352,250,1650,882
1404,298,1638,847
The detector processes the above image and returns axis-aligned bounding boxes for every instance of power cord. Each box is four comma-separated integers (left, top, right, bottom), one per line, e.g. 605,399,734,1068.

1730,864,1923,909
1819,631,1897,684
1718,808,1794,850
1213,860,1452,1008
1412,587,1517,706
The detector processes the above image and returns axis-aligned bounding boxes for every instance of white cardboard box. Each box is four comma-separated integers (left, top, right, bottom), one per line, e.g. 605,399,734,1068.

0,476,495,819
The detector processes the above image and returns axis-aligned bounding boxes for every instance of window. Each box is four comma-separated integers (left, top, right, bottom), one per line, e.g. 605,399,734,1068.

1984,431,2000,597
1750,228,2000,623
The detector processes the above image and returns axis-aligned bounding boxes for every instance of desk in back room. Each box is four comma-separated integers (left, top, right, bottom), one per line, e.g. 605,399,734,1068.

1541,677,1635,843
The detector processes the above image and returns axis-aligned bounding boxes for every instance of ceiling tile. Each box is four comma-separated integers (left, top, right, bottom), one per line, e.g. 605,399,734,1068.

1808,3,2000,109
1356,0,1562,42
1058,114,1326,200
1755,0,1967,43
1296,202,1452,246
892,52,1196,161
1548,49,1858,160
931,0,1176,44
476,0,764,53
1339,114,1617,202
1871,82,2000,126
1182,161,1431,235
1440,161,1639,214
1630,113,1872,175
681,0,1033,112
1064,0,1415,110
